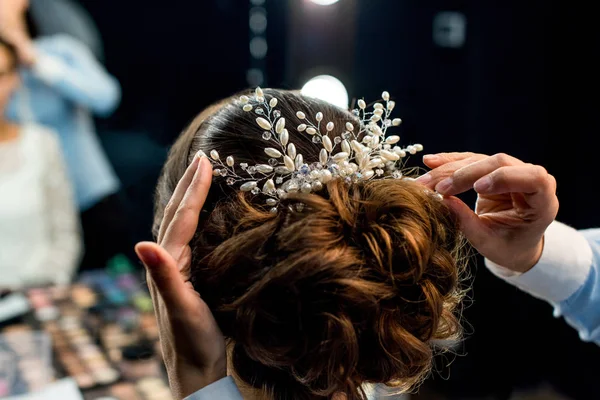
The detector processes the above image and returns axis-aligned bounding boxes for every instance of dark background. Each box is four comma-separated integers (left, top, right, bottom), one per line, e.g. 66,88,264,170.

75,0,599,398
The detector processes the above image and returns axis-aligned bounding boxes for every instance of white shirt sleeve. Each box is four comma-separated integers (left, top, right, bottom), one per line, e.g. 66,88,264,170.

485,221,593,303
184,376,243,400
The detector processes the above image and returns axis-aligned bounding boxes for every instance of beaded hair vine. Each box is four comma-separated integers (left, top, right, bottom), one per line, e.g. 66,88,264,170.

198,87,423,213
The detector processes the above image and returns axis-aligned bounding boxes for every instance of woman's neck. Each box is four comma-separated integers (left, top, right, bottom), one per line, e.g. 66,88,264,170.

0,120,20,143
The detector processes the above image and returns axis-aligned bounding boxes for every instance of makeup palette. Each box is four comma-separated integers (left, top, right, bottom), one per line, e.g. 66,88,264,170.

27,288,59,322
119,342,161,381
82,378,173,400
0,329,54,396
2,258,169,398
100,323,136,364
108,382,143,400
70,284,99,309
48,314,120,389
136,377,174,400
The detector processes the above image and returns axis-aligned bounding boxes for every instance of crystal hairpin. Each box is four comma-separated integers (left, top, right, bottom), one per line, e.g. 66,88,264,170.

199,87,423,213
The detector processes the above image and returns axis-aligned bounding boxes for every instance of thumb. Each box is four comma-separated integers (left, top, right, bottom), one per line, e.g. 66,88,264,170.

135,242,187,308
18,44,36,65
6,32,36,65
442,196,490,251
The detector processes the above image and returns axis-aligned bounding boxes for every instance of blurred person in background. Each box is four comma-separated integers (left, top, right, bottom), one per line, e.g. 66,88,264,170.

0,37,81,289
0,0,135,271
28,0,105,62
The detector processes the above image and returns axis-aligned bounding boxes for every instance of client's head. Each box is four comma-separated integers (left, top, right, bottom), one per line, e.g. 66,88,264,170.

154,89,467,400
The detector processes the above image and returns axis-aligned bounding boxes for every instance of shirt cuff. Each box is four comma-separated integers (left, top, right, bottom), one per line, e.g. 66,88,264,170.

184,376,243,400
485,221,593,303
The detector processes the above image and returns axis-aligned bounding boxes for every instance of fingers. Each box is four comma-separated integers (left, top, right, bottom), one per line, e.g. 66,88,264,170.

17,42,36,65
11,35,36,64
422,152,478,168
136,242,188,308
419,153,525,196
161,157,212,255
474,165,558,212
416,153,488,190
436,153,526,196
442,196,491,251
0,27,36,64
158,153,203,243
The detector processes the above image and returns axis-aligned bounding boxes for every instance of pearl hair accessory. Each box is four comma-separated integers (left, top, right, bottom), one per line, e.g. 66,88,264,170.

199,87,424,213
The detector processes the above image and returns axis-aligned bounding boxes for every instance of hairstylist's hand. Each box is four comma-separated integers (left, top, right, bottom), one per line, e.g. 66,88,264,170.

0,0,36,64
416,152,559,273
135,154,226,400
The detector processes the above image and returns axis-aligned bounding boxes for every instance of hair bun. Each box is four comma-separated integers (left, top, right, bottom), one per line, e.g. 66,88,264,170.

191,178,465,399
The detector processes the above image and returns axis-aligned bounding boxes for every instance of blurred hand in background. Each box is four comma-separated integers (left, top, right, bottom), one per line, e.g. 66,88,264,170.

0,0,36,64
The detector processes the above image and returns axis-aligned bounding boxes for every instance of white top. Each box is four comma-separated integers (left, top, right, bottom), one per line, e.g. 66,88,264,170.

485,221,593,303
0,124,81,289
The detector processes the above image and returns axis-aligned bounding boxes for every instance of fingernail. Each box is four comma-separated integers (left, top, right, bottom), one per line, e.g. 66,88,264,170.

135,245,159,268
415,173,432,185
197,155,209,176
474,177,491,193
195,150,206,159
423,154,439,163
188,153,201,171
436,178,453,194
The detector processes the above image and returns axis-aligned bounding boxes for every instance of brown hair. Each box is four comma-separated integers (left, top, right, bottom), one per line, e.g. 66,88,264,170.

154,89,468,399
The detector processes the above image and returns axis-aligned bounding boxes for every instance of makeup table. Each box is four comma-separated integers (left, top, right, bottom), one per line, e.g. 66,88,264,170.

0,264,173,400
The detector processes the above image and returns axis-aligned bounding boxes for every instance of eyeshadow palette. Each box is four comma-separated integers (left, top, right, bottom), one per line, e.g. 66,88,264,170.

0,329,53,396
1,259,166,398
48,315,120,389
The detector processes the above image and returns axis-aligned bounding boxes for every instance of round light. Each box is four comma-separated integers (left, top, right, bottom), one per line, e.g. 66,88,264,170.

249,37,268,59
247,68,264,86
309,0,341,5
249,10,267,34
301,75,349,109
